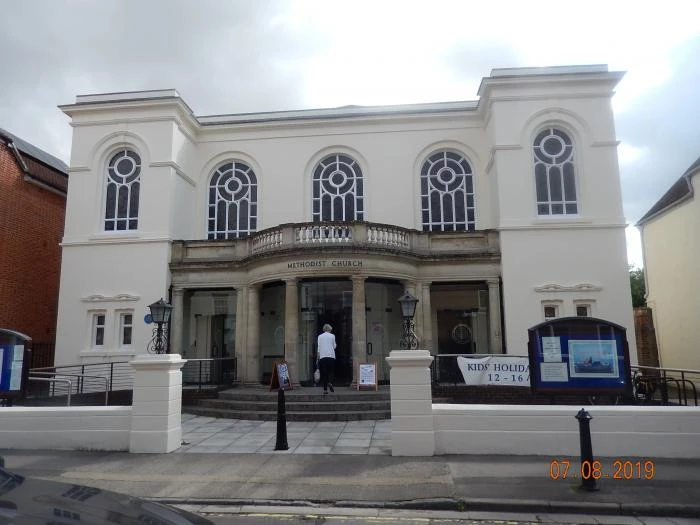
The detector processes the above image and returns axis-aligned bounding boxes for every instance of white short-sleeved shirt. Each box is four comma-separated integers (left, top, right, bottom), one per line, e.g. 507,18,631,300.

317,331,337,359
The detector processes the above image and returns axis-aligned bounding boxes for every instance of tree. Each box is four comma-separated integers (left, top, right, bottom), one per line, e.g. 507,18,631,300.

629,266,646,307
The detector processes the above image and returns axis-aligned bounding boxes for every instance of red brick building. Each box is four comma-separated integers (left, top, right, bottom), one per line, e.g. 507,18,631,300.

0,128,68,364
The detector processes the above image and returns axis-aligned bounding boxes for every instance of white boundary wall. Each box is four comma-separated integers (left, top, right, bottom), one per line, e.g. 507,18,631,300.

0,406,131,450
388,350,700,458
0,354,184,453
433,404,700,458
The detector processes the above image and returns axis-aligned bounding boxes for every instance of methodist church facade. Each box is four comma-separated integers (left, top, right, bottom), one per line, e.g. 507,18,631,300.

55,65,636,385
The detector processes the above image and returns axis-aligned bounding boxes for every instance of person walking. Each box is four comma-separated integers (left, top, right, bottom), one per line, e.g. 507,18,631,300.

317,323,336,394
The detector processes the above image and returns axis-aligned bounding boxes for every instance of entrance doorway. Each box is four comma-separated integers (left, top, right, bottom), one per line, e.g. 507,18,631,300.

299,280,353,385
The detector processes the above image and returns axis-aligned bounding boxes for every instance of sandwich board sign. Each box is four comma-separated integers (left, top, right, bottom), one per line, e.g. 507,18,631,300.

357,362,378,391
269,360,292,391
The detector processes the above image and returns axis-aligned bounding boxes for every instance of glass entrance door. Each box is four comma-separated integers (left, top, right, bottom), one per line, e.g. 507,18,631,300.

299,280,353,386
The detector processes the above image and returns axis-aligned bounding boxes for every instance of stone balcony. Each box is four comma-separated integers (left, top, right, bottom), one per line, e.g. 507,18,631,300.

170,221,500,265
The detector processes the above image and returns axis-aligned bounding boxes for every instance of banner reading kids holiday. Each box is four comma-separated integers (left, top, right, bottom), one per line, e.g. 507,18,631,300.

457,355,530,386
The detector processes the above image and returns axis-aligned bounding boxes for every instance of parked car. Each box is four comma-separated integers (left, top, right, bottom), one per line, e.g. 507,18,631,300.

0,456,213,525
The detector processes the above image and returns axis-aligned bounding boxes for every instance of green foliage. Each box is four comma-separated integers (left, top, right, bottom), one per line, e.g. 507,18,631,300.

629,266,646,308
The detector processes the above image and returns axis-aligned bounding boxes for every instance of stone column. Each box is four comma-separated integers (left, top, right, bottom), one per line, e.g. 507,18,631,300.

351,276,367,385
169,288,184,355
487,279,502,354
246,285,261,384
129,354,186,453
235,287,248,383
284,278,300,385
386,350,435,456
420,281,433,354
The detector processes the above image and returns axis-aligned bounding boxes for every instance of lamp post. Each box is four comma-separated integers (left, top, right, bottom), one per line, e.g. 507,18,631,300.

398,290,419,350
147,298,173,354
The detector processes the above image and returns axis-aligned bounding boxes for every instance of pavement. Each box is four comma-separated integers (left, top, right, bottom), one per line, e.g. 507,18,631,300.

2,412,700,522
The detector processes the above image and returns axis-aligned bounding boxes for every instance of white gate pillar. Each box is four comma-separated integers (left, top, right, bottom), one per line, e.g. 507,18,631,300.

386,350,435,456
129,354,186,453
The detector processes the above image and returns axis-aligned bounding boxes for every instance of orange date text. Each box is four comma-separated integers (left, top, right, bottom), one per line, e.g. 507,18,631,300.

549,459,655,480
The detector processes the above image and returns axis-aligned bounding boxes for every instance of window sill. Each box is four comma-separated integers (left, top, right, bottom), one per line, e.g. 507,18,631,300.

533,216,589,225
89,232,141,242
79,349,137,358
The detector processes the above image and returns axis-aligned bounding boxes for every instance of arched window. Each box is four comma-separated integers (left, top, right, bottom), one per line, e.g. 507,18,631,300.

533,128,577,215
312,154,364,222
420,150,475,232
105,149,141,231
208,161,258,239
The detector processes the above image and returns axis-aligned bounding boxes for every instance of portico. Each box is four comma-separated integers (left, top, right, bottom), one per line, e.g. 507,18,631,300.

169,221,503,385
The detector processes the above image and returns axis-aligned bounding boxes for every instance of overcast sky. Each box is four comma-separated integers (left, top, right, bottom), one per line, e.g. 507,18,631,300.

2,0,699,267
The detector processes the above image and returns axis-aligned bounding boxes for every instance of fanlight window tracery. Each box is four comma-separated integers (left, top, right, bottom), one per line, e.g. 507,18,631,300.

533,128,578,215
208,161,258,239
420,150,475,232
105,149,141,231
312,154,364,222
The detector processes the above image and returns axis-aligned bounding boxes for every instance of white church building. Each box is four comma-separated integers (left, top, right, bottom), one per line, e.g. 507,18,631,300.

55,65,636,385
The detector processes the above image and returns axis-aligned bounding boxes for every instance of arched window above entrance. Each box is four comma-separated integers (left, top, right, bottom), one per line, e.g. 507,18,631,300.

312,153,364,222
208,160,258,239
420,150,475,232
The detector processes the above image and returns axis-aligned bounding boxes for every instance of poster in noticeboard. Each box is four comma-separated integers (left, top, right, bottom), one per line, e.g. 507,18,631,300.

527,317,632,397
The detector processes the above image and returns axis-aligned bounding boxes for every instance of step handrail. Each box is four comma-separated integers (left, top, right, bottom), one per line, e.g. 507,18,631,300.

28,377,72,406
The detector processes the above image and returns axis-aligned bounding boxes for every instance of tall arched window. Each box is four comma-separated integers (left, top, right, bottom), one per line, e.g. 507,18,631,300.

533,128,577,215
420,150,475,232
105,149,141,231
312,154,364,222
208,161,258,239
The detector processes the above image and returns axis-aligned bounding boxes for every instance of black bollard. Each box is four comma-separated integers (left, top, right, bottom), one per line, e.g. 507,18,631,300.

274,388,289,451
575,408,598,491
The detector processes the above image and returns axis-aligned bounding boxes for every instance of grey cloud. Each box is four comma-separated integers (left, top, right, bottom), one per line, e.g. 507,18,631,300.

616,37,700,224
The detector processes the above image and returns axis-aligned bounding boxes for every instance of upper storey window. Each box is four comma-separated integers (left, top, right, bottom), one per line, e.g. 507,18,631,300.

420,150,475,232
312,154,364,222
208,161,258,239
534,128,578,215
105,149,141,231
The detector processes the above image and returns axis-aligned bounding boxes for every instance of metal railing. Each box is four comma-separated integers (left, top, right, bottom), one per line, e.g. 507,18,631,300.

182,357,237,391
27,361,133,405
29,371,109,405
27,377,73,406
631,365,699,406
431,353,508,385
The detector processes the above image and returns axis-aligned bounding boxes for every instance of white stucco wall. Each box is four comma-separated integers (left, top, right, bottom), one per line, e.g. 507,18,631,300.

55,242,171,365
641,176,700,370
55,67,636,366
500,227,636,358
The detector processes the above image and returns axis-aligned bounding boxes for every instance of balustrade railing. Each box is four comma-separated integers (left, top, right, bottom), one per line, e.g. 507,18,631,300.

171,221,498,262
251,228,283,253
367,224,410,248
296,223,352,244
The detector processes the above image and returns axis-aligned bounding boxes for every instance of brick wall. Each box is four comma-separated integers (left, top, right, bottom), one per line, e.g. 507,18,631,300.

634,307,660,368
0,142,66,345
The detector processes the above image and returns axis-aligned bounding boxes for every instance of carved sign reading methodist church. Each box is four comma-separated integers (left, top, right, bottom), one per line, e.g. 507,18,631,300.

287,259,363,269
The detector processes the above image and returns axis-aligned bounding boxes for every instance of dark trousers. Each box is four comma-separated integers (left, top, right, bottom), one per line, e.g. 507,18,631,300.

319,357,335,390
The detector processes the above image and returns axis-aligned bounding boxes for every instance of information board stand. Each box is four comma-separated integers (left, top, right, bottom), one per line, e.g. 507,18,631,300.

357,362,378,391
269,360,293,391
527,316,632,399
0,329,32,406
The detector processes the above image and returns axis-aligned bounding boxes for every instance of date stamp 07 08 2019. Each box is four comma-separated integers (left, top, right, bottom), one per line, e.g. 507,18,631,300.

549,459,655,480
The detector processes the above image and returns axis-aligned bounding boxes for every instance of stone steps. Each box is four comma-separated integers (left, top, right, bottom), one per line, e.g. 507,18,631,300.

185,386,391,421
